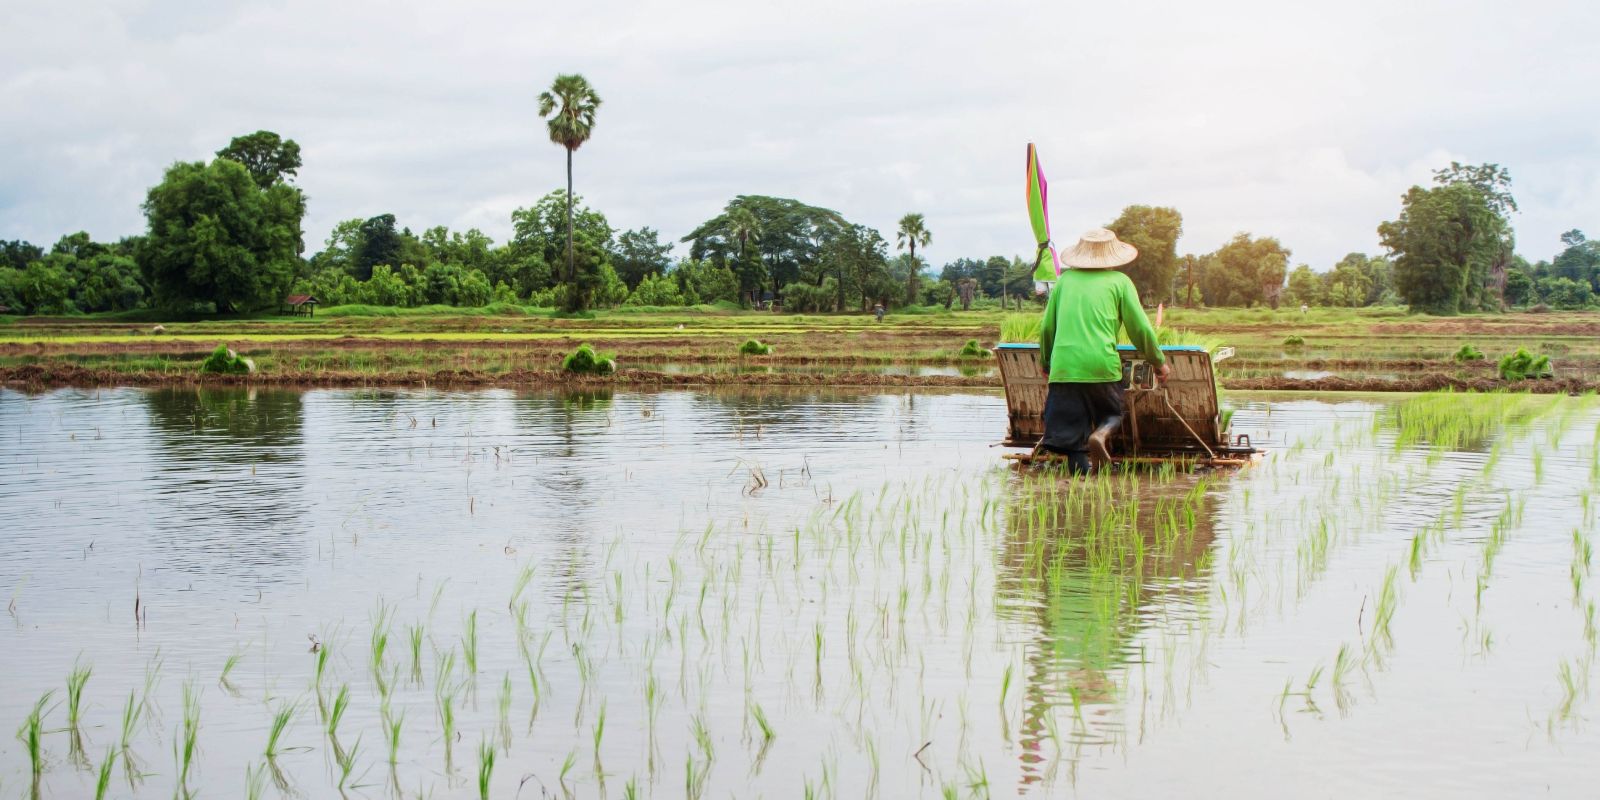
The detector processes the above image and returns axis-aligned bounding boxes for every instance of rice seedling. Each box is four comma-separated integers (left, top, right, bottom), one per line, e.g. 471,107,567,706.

336,734,362,791
477,735,496,799
265,700,297,759
439,686,459,770
750,701,775,742
496,672,513,751
371,600,393,694
219,651,243,693
245,762,267,800
408,624,424,685
66,661,92,731
94,748,116,800
382,705,404,766
313,641,332,690
463,609,480,677
558,749,577,787
592,700,607,774
691,713,714,764
17,691,53,789
326,684,350,741
173,683,200,797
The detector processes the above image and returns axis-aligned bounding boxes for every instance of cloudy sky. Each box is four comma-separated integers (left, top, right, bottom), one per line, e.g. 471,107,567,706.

3,0,1598,268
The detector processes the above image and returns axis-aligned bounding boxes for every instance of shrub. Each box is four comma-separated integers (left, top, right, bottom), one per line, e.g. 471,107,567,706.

200,344,252,374
1452,344,1484,362
561,343,616,375
1283,335,1305,347
959,339,987,358
739,339,773,356
1497,348,1552,381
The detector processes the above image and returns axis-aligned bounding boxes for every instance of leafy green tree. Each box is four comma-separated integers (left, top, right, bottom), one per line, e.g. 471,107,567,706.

1106,205,1183,302
981,256,1010,299
613,227,673,288
309,218,364,276
1285,264,1323,306
511,190,614,305
0,240,43,271
624,272,684,306
537,73,602,309
1503,267,1535,307
939,258,984,286
1321,259,1372,307
215,131,302,189
896,213,931,305
1552,229,1600,291
816,223,891,309
1536,276,1592,309
672,258,739,305
782,277,840,312
594,263,629,308
682,196,848,302
353,214,402,281
139,157,305,312
1378,162,1515,314
73,252,145,311
11,258,74,314
1198,234,1291,307
922,278,956,309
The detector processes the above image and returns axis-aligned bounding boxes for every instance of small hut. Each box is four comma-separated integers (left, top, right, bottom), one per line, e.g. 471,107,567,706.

282,294,319,317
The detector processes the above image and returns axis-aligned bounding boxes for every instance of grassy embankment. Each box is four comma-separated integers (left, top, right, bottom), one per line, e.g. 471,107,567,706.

2,304,1597,391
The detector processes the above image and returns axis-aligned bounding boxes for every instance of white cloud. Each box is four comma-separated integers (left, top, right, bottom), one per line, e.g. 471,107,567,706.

2,0,1598,266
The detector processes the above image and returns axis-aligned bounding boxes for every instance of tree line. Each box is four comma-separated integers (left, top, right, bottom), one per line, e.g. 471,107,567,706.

0,74,1592,317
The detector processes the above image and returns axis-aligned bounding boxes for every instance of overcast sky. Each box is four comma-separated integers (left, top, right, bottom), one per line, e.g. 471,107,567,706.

3,0,1598,268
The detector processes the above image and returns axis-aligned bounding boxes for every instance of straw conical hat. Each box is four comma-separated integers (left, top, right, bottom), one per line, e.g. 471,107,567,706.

1061,228,1138,269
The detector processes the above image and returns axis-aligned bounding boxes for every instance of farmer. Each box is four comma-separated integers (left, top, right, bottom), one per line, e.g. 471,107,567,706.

1038,228,1169,473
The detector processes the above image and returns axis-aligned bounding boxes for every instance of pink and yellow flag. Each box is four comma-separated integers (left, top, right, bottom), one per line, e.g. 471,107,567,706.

1026,143,1059,282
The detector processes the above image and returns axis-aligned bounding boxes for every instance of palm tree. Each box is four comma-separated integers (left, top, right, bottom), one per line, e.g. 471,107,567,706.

537,74,602,300
726,206,763,305
896,213,931,306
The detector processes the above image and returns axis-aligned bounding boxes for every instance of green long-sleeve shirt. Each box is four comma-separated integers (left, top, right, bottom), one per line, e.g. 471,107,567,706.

1039,269,1164,383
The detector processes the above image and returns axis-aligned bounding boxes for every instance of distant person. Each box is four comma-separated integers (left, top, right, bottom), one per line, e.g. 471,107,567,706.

1038,228,1168,473
873,302,885,323
1300,303,1309,315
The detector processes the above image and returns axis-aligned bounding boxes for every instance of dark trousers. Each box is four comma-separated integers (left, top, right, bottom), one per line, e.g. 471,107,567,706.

1040,381,1126,473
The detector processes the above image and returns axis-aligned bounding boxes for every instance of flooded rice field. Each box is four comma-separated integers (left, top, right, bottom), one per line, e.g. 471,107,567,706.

1,386,1597,798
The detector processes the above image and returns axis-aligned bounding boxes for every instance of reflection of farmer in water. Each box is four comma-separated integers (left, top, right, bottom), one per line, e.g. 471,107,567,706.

1038,228,1168,473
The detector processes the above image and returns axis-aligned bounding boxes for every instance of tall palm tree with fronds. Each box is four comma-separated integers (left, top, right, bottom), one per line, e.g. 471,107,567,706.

537,74,602,299
897,213,931,306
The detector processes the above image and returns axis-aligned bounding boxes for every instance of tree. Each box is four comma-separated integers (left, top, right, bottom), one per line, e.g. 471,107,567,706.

672,258,739,305
1503,267,1535,306
139,157,305,312
1105,205,1183,303
1323,255,1375,307
537,74,602,310
352,214,402,281
1536,276,1593,309
1285,265,1322,307
511,190,614,305
10,258,74,314
613,227,673,288
215,131,302,190
0,240,44,272
681,196,847,304
1199,234,1291,308
896,213,931,306
1379,163,1515,314
1552,228,1600,291
625,272,684,306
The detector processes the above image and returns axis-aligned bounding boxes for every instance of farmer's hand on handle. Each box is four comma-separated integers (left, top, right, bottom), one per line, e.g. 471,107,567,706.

1156,363,1172,383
